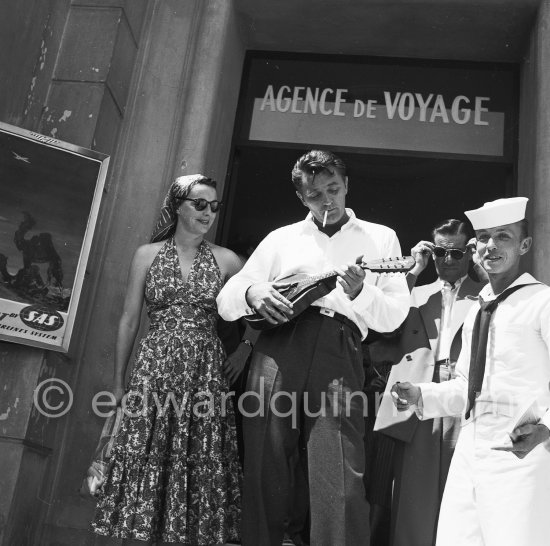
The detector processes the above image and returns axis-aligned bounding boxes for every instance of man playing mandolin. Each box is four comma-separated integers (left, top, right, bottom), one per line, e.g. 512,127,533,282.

217,149,410,546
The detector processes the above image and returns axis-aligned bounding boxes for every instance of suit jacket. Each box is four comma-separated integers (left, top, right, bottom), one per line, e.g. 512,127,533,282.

374,274,485,442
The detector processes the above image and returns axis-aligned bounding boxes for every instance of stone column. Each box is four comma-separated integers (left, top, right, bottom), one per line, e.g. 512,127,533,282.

518,0,550,282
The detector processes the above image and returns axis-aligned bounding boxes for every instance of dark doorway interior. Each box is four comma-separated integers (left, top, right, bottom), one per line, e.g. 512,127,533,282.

220,145,512,283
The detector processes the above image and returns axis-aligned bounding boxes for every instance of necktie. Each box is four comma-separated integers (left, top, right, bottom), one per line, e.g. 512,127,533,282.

464,284,529,419
442,281,454,305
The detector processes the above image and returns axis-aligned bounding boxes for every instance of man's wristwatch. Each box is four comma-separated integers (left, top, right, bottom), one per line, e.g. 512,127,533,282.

241,339,253,349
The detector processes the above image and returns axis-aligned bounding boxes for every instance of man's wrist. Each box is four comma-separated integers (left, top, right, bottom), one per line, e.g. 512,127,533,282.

413,388,424,418
240,339,254,350
348,283,363,300
415,388,423,407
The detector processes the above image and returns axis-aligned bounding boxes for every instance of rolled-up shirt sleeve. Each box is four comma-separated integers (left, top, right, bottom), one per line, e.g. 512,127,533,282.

345,228,410,333
216,232,280,321
347,272,410,334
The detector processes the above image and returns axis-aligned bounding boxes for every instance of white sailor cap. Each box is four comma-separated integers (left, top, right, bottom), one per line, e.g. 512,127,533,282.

465,197,528,230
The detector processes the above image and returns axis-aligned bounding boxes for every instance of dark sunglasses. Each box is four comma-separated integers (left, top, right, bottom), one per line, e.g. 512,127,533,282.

432,246,467,260
181,197,222,213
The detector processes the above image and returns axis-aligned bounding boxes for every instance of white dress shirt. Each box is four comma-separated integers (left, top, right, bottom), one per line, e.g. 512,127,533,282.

434,277,464,362
419,273,550,429
216,209,410,338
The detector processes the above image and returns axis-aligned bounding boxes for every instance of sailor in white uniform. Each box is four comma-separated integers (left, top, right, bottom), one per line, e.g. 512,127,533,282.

391,197,550,546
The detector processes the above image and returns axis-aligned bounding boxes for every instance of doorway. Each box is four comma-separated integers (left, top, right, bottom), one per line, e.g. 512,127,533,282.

218,52,517,281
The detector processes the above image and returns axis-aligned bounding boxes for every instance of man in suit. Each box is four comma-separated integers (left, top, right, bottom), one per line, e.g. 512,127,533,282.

375,218,487,546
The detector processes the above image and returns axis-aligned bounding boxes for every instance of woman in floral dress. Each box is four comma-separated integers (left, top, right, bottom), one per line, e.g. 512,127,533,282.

92,175,243,545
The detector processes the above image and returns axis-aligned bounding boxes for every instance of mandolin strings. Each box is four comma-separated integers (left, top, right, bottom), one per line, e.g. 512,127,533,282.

294,257,412,289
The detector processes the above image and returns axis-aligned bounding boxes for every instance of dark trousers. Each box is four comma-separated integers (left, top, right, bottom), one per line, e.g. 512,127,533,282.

241,308,371,546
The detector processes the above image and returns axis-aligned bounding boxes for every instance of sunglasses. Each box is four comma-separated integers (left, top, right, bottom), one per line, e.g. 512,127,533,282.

432,246,467,260
181,197,222,213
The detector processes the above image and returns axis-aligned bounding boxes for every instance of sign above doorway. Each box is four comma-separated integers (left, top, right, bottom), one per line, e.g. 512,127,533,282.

238,53,517,160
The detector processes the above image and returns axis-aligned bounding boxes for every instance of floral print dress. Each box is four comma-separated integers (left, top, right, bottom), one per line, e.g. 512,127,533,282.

92,238,241,544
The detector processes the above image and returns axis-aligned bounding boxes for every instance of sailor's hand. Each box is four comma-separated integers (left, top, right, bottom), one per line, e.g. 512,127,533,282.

335,263,365,299
245,282,294,325
467,237,481,265
509,423,550,457
467,237,490,283
390,381,421,411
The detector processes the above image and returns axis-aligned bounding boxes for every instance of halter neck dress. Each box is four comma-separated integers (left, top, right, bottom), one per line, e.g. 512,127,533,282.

92,238,241,544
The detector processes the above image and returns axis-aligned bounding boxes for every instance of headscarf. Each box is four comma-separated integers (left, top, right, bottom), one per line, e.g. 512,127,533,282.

150,174,210,243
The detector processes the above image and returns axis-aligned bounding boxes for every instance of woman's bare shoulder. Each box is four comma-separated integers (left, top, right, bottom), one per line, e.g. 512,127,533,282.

132,241,166,269
206,242,244,276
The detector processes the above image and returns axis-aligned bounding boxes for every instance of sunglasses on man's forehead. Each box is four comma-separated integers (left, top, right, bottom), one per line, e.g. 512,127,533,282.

181,197,223,212
432,246,467,260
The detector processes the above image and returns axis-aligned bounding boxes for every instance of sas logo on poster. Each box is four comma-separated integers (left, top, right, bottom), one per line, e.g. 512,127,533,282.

20,305,64,332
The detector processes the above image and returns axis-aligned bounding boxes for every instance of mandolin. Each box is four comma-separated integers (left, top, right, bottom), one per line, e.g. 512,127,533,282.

245,255,414,330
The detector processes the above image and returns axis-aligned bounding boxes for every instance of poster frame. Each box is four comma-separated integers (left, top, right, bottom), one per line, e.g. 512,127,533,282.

0,121,109,352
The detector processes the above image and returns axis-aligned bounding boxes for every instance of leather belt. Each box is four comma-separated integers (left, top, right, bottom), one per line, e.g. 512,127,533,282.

435,358,451,366
316,307,361,338
434,358,456,382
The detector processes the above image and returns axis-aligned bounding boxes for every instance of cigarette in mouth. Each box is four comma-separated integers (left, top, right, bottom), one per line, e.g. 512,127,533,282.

323,210,328,228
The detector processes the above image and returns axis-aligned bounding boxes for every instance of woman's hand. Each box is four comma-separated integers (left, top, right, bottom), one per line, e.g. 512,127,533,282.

223,342,252,384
